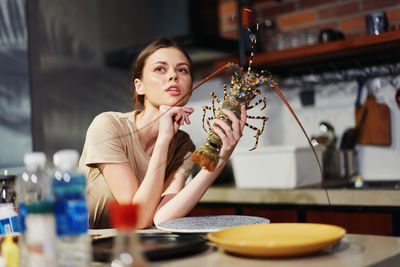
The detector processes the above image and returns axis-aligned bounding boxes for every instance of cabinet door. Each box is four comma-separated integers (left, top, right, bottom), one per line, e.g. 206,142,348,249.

307,210,393,236
242,207,298,223
189,206,237,216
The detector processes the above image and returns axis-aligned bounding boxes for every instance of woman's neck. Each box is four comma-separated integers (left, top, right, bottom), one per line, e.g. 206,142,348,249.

135,107,160,156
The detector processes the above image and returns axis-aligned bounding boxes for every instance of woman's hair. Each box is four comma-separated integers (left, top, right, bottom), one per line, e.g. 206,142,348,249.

130,38,193,109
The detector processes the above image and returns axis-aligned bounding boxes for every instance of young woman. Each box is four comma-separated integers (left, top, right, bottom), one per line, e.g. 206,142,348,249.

79,38,246,229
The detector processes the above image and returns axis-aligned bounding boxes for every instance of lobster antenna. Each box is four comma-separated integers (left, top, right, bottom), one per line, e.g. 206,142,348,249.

246,27,257,80
241,7,257,81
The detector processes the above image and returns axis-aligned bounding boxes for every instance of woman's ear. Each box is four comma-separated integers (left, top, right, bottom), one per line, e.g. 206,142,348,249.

134,78,144,95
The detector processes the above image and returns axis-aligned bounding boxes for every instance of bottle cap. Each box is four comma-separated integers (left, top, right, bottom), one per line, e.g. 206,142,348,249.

108,202,138,230
24,152,46,170
53,149,80,171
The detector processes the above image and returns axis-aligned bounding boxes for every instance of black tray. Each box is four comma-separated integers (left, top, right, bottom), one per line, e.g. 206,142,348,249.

92,232,208,262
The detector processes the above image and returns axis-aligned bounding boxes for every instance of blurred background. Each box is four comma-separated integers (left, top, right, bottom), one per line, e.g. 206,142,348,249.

1,0,399,181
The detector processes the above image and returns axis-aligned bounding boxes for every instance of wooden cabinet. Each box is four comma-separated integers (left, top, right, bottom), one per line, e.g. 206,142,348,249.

306,209,394,236
190,203,400,236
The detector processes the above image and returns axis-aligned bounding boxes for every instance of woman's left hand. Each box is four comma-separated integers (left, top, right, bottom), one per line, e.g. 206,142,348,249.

212,105,246,162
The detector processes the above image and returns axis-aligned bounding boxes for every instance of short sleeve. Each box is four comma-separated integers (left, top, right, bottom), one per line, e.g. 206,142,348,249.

84,112,128,167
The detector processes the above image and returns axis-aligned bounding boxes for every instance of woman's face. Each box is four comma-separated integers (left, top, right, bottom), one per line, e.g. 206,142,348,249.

135,47,192,109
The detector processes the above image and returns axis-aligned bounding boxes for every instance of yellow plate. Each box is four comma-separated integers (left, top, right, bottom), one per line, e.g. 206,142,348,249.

207,223,346,257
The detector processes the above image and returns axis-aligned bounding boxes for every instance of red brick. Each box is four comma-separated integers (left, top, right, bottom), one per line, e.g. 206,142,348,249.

278,10,317,29
387,6,400,21
259,2,296,18
299,0,336,9
363,0,400,10
319,2,360,19
309,22,338,31
340,15,366,31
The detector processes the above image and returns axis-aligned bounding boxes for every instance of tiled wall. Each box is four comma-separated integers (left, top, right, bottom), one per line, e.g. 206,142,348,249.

219,0,400,39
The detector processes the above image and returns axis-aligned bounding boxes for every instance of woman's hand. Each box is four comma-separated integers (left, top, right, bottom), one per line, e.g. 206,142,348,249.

157,105,194,142
213,105,246,162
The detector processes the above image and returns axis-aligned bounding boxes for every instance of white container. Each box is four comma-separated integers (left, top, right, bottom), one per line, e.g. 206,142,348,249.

231,146,322,189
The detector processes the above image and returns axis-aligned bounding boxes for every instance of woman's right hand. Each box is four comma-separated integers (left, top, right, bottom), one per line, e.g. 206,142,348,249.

212,105,246,163
157,105,194,142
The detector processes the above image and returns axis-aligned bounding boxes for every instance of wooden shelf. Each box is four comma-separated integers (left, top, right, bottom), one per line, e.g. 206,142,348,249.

214,30,400,75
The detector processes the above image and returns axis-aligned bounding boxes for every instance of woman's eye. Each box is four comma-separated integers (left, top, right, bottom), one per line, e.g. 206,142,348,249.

155,66,165,72
178,68,189,73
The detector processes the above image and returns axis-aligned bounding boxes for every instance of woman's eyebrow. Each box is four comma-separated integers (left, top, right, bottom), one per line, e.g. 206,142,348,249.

152,61,189,67
153,61,168,65
177,62,190,67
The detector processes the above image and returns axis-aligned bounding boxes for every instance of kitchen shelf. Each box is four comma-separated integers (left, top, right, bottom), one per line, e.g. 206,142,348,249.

214,30,400,76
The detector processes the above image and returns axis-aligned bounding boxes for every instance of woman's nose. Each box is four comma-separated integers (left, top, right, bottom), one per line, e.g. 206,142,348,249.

168,70,179,81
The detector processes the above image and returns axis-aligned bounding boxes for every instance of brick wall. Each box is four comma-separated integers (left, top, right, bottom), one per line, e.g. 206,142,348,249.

219,0,400,39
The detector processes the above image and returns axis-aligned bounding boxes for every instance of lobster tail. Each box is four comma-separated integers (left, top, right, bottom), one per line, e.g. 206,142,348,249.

191,131,222,171
191,146,219,171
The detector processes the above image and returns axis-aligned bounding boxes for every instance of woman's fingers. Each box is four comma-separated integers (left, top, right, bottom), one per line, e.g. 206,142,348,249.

219,107,246,139
160,105,193,126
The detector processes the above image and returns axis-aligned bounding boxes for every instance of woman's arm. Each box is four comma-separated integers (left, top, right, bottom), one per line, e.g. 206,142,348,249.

100,106,194,229
153,106,247,225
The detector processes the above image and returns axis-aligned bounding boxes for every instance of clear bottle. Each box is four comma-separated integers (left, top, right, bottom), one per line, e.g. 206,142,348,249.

108,203,147,267
16,151,56,267
52,149,92,267
25,201,57,266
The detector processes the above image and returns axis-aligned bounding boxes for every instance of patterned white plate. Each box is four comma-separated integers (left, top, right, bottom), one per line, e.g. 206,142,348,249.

156,215,270,233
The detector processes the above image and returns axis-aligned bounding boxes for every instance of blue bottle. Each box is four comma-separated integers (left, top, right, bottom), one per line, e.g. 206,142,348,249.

52,149,91,267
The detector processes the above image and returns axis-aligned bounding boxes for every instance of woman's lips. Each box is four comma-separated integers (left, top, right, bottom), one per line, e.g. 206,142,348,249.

165,86,181,96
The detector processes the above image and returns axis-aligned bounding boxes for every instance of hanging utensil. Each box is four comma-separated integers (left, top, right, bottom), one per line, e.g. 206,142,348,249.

355,87,391,146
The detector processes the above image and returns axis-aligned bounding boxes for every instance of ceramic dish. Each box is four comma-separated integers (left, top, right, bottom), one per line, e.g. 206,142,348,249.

155,215,270,233
207,223,346,257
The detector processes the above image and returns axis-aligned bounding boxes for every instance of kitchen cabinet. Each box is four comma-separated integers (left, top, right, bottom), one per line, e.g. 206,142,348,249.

189,203,399,236
191,186,400,236
214,30,400,75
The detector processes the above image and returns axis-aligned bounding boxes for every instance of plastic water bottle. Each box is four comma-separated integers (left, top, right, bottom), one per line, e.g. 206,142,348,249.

52,149,91,267
16,151,57,267
109,203,147,267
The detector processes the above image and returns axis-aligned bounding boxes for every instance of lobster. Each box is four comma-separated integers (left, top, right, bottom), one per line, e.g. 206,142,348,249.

190,48,321,176
189,7,330,211
190,63,273,171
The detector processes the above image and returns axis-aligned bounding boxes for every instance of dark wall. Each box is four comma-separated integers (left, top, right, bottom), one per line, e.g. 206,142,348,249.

0,0,32,168
28,0,132,157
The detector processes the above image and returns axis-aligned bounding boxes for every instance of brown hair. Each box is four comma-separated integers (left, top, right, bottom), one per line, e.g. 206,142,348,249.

130,38,193,109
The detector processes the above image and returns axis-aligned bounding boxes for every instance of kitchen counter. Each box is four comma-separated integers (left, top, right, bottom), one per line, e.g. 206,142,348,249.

91,230,400,267
199,186,400,207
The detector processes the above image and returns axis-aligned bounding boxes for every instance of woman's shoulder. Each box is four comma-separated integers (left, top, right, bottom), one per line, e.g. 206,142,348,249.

91,111,134,126
88,111,135,134
93,111,133,121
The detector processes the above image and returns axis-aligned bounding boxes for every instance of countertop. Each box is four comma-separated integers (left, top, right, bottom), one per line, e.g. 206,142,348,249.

91,229,400,267
199,185,400,206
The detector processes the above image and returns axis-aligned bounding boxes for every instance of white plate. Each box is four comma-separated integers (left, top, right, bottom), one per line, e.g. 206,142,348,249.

156,215,270,233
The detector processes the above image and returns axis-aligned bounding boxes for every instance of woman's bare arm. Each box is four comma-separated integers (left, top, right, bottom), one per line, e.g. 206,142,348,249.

153,106,247,225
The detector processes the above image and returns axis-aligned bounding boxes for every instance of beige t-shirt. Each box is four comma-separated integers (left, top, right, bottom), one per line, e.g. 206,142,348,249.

79,111,195,229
